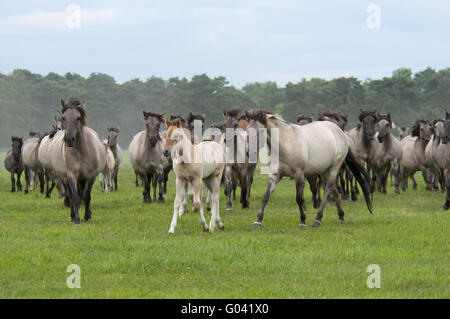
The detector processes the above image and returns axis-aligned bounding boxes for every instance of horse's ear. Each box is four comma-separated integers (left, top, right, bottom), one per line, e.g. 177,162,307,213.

223,110,227,118
164,118,171,128
202,113,206,121
159,113,165,122
245,111,250,120
411,121,420,137
143,111,149,119
175,118,182,128
60,99,66,110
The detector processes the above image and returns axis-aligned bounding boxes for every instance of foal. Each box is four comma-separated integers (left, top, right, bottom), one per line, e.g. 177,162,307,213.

164,118,226,234
4,136,23,192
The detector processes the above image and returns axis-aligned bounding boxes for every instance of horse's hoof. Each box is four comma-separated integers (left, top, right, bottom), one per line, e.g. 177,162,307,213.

351,194,357,201
218,224,225,230
24,190,28,195
339,219,345,224
253,222,262,230
158,198,165,204
311,220,321,227
395,190,400,195
203,226,209,232
168,229,174,234
45,194,51,199
443,202,449,210
226,208,232,213
207,206,211,211
299,223,307,229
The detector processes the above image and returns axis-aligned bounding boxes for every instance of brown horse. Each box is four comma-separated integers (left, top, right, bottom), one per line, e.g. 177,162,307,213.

22,132,45,195
4,136,23,192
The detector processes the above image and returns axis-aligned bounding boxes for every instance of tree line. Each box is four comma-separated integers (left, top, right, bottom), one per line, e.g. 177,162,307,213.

0,67,448,149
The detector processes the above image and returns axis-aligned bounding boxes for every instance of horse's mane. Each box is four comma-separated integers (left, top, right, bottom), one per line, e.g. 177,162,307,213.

108,127,120,133
143,111,164,121
62,98,87,126
11,136,23,144
358,109,378,122
224,109,241,118
170,114,185,123
433,119,444,125
187,112,205,125
411,119,428,137
378,114,392,127
297,114,314,123
49,129,58,139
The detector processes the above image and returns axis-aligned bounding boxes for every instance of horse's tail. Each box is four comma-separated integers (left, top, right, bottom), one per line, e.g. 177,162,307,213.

344,149,373,214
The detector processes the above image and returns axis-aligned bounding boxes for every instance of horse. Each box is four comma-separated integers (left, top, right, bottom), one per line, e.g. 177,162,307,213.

440,119,450,209
399,120,434,191
246,110,373,229
425,119,445,192
128,111,166,204
107,127,123,191
222,109,252,212
60,98,106,224
4,136,23,192
347,110,378,190
372,114,403,194
21,132,45,195
163,117,226,234
99,140,115,193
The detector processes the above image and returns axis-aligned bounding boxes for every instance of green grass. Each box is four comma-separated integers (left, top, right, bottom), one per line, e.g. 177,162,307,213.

0,151,448,298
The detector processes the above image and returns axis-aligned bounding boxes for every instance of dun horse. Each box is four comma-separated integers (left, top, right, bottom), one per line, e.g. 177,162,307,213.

129,111,166,204
247,110,373,229
372,114,403,194
106,127,122,191
22,132,45,194
4,136,23,192
60,98,106,224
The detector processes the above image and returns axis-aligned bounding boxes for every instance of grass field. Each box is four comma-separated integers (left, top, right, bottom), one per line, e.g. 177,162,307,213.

0,151,448,299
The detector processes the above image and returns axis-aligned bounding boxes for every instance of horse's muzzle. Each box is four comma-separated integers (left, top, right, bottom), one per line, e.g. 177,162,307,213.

65,136,75,147
163,149,170,157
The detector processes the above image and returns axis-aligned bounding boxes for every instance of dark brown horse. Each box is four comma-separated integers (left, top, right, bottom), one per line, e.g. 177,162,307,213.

4,136,23,192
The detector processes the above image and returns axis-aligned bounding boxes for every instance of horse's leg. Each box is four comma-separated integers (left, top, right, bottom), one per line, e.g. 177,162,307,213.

182,183,188,213
246,164,256,204
439,168,445,193
197,182,209,231
169,177,184,234
253,174,282,229
24,167,30,194
150,172,157,202
67,174,81,224
312,167,340,227
392,161,400,194
307,176,317,209
157,170,165,203
114,167,119,191
232,176,237,201
420,166,432,191
141,173,151,204
135,173,139,187
240,169,248,209
339,167,347,200
296,176,307,228
83,178,95,221
224,166,233,213
17,169,23,191
10,171,16,192
444,168,450,210
39,170,45,194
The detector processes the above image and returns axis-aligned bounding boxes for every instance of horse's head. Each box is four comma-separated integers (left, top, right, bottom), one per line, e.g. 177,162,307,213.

187,112,205,130
376,113,392,143
433,119,445,143
442,120,450,144
10,136,23,161
297,114,314,126
61,98,87,148
411,119,433,143
245,109,274,131
169,115,186,127
223,109,241,129
107,127,120,148
163,117,184,157
398,127,408,140
359,109,378,140
143,111,165,147
318,110,348,129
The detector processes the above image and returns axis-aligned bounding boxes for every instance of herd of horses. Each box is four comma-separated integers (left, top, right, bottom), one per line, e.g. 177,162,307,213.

4,98,450,233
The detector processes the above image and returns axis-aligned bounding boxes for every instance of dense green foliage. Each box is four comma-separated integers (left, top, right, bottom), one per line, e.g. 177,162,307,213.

0,67,449,148
0,152,448,298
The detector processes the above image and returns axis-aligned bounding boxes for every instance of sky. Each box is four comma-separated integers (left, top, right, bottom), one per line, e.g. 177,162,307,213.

0,0,449,87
